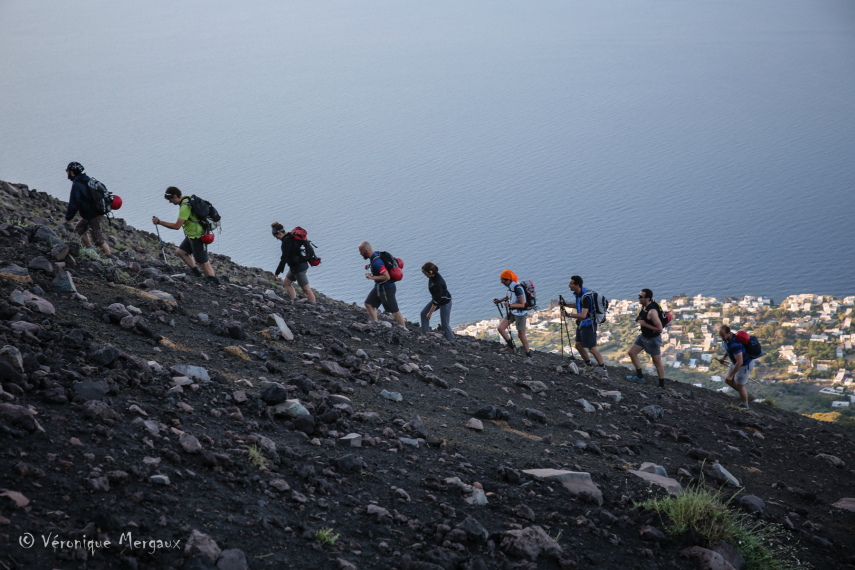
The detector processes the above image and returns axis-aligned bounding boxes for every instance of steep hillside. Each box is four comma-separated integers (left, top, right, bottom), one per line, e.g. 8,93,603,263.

1,180,854,570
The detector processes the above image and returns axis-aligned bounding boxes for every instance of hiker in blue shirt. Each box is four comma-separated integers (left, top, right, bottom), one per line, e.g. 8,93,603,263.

359,241,405,327
719,325,756,410
561,275,606,375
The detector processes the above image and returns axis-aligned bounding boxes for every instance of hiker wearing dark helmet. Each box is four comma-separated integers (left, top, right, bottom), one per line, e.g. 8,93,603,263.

494,269,533,364
420,262,453,340
152,186,219,285
63,162,111,256
719,325,756,410
627,288,666,387
272,222,316,303
359,241,406,327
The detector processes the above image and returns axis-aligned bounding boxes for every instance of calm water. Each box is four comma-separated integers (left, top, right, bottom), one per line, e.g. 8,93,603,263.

2,0,854,325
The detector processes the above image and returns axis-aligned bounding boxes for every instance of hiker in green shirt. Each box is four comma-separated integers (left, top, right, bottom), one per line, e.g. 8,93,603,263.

152,186,219,285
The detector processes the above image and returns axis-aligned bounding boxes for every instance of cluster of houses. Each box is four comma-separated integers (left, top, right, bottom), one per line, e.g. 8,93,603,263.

455,293,855,408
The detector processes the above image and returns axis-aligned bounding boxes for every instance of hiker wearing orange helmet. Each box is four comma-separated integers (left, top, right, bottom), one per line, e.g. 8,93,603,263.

718,325,759,410
493,269,533,364
153,186,219,285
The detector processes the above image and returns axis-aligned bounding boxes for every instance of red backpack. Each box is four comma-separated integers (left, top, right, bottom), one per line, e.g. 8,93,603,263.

377,251,404,282
289,227,321,266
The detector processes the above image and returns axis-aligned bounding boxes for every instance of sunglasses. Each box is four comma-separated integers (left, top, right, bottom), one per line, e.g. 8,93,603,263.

272,230,284,235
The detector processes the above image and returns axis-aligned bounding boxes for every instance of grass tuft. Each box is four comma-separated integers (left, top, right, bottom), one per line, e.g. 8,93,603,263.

244,444,269,471
637,485,808,570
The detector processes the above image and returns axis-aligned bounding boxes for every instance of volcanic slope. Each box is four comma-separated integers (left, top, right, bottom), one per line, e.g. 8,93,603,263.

0,179,854,570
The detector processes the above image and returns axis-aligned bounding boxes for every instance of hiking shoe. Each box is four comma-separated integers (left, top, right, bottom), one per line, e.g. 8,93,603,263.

596,366,608,377
499,346,515,354
524,358,534,365
738,402,750,410
204,275,221,285
658,378,666,388
190,266,203,277
626,375,645,383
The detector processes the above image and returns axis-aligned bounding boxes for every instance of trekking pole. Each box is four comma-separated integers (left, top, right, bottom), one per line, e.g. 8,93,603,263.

154,221,168,264
558,296,566,360
561,304,576,359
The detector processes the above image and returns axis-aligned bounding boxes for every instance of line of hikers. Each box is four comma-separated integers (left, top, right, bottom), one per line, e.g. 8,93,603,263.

64,163,760,406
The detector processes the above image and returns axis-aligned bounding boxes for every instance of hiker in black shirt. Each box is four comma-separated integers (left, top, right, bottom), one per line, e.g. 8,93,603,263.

420,262,453,340
626,288,667,387
272,222,316,303
63,162,111,255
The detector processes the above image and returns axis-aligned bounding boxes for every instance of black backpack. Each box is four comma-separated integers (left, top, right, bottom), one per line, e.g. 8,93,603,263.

86,178,114,217
743,335,763,358
185,195,221,233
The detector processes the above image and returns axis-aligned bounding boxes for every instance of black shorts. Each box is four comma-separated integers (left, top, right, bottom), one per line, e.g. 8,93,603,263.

365,284,399,313
179,236,209,264
576,323,597,348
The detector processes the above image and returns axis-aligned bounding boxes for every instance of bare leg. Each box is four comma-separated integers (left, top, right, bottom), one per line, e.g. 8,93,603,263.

589,346,604,366
652,354,666,379
518,330,530,353
301,285,316,303
497,318,510,342
176,248,195,270
283,277,298,299
365,303,378,321
81,233,92,247
575,342,589,362
392,311,405,326
628,344,643,369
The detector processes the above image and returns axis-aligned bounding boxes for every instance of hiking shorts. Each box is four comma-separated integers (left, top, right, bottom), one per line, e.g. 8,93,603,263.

734,360,756,385
508,313,528,331
366,284,399,313
285,269,309,287
576,323,597,348
179,236,209,264
75,216,106,247
633,334,662,356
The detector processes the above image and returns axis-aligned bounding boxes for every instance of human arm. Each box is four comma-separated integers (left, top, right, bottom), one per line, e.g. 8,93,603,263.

726,351,743,381
152,216,186,231
508,285,526,310
365,257,390,282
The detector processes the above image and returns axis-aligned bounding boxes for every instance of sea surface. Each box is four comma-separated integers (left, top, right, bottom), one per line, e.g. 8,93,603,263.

1,0,854,325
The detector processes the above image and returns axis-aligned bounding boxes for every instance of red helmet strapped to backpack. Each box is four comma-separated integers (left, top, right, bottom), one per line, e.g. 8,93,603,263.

200,233,215,244
735,330,750,344
111,195,123,210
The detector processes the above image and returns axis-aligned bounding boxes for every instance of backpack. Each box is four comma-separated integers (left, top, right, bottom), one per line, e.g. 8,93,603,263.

185,195,221,233
289,226,321,266
86,177,115,217
518,280,537,310
651,302,672,328
582,290,610,324
742,335,763,358
377,251,404,282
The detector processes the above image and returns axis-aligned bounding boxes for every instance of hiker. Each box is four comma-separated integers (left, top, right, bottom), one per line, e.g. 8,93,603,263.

63,162,111,255
271,222,316,303
152,187,219,285
420,262,453,340
493,270,533,364
719,326,756,409
627,288,666,387
561,275,606,374
359,241,405,326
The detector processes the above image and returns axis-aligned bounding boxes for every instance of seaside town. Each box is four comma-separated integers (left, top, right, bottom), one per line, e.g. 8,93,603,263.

454,293,855,419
